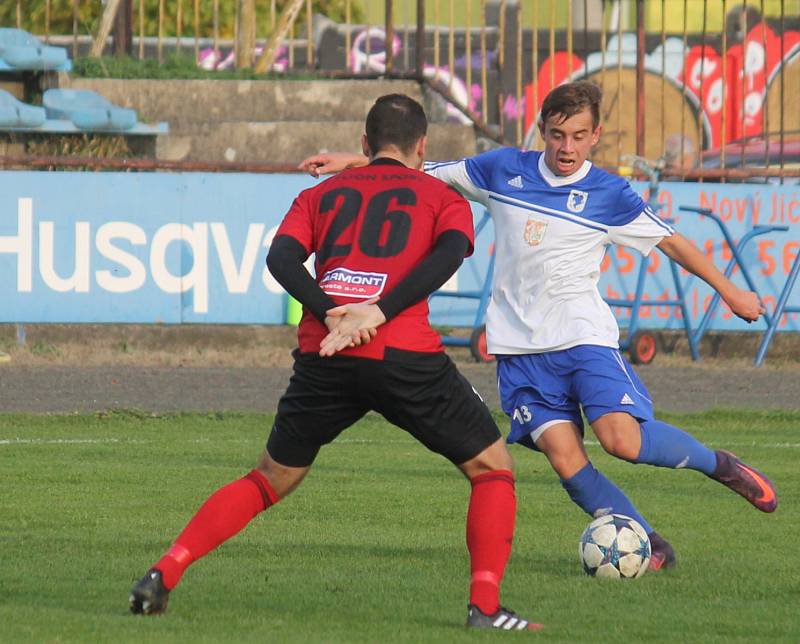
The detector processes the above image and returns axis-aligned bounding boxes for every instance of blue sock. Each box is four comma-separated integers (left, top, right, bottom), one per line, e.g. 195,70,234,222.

637,419,717,475
561,462,652,534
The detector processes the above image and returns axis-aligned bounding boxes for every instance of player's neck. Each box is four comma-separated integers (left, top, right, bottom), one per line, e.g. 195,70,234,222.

538,153,591,185
371,152,414,168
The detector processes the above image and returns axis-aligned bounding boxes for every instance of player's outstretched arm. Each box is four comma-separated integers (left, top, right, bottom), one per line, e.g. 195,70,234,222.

298,152,368,177
657,232,765,322
298,151,491,208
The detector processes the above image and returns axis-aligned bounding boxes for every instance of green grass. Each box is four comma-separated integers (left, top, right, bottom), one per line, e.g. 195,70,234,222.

0,409,797,643
71,54,322,81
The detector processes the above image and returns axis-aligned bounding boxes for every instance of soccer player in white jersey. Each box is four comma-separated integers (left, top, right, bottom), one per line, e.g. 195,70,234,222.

301,82,778,571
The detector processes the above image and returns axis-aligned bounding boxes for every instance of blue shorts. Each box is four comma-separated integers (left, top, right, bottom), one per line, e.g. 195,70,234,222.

496,345,654,450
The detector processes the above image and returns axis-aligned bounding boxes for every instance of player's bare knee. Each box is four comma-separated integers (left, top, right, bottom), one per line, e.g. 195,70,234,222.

535,424,588,478
255,450,309,499
595,428,639,460
599,435,636,460
541,444,588,479
593,413,641,461
459,439,513,478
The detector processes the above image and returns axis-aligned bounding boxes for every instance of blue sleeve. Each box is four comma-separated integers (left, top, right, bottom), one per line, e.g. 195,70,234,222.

601,176,649,227
464,147,519,192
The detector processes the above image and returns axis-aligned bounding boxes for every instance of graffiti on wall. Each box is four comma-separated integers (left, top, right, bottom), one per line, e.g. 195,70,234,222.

524,23,800,150
193,19,799,155
197,45,291,72
348,27,475,125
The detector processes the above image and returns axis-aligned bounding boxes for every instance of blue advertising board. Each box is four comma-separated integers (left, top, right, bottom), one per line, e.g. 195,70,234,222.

603,180,799,333
1,171,316,324
1,170,797,332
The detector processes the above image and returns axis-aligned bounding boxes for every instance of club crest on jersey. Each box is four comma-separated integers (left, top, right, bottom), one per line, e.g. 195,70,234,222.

566,189,589,213
320,267,387,299
524,218,547,246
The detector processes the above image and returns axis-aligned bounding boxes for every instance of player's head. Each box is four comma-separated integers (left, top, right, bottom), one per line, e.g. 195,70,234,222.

362,94,428,168
538,81,602,176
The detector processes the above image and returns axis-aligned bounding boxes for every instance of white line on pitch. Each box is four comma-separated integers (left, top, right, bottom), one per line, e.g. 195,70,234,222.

2,438,799,449
0,438,123,445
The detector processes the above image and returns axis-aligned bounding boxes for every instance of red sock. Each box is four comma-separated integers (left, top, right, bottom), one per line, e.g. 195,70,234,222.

466,469,516,615
154,470,278,589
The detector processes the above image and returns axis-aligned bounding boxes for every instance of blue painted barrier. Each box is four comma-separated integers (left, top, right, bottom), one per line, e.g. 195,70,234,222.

0,171,797,332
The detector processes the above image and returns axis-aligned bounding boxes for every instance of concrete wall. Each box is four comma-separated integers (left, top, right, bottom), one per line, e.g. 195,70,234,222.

63,77,478,164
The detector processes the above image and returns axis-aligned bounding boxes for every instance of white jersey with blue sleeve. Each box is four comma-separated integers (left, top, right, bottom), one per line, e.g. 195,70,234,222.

424,149,674,354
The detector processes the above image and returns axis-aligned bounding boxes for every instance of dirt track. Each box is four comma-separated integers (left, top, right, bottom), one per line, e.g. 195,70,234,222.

1,361,798,414
0,324,798,414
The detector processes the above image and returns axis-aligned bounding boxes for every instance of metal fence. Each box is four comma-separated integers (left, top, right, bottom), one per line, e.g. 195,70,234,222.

4,1,800,179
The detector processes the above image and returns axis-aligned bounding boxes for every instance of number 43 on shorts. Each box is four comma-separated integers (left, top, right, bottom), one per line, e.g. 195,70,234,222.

512,405,532,425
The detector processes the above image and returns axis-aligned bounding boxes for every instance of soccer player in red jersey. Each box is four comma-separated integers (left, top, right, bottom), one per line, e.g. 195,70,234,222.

129,94,541,631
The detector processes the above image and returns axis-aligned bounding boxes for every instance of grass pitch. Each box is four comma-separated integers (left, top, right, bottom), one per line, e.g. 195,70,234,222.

0,409,797,643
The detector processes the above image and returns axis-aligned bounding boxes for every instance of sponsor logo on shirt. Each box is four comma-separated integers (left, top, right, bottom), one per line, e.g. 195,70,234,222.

507,175,524,189
524,218,548,246
566,189,589,213
319,267,388,299
620,393,635,405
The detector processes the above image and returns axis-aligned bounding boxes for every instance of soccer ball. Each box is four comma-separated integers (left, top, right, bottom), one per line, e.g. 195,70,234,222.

578,514,651,579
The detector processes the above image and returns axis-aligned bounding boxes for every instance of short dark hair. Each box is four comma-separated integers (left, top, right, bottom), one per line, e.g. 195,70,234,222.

540,81,602,130
365,94,428,155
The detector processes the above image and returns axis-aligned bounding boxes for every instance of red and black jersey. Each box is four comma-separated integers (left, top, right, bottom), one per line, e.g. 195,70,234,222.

275,158,475,359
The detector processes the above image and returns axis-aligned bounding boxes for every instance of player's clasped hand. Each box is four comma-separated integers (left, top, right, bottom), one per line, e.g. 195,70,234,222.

320,321,377,355
320,298,386,357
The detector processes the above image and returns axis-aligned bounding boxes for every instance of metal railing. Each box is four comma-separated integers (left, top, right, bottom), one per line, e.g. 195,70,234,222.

3,1,799,180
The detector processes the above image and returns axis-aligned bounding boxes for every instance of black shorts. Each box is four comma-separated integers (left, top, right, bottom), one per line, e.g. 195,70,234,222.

267,348,501,467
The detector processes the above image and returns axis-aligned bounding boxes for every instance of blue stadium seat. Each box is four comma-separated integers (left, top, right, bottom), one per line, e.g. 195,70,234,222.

0,89,46,128
0,28,70,71
43,88,138,131
0,88,167,135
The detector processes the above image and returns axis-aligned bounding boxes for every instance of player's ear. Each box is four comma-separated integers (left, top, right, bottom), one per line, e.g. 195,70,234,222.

591,125,602,146
415,135,427,165
538,117,546,138
361,134,371,158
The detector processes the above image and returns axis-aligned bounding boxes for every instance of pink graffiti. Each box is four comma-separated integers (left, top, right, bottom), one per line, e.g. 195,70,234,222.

197,45,289,72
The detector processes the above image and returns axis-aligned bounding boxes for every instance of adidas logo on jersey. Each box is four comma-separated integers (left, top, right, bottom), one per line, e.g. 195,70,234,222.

620,393,635,405
507,175,524,188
